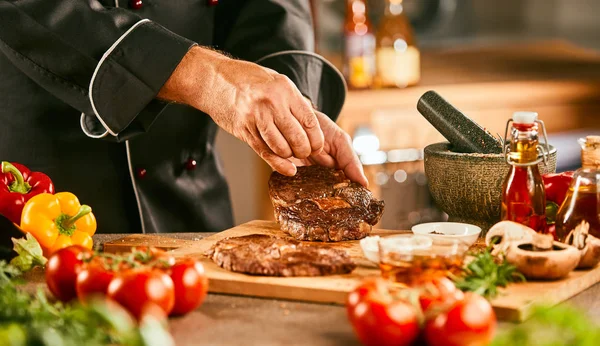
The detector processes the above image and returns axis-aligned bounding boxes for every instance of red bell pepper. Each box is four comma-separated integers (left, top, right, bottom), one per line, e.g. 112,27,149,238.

542,171,575,239
0,161,54,224
542,171,575,206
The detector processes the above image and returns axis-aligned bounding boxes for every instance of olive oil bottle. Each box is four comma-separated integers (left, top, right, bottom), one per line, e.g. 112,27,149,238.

555,136,600,241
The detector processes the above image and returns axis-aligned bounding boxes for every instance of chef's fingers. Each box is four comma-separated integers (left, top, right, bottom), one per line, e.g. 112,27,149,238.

272,107,312,159
333,132,369,188
289,94,324,155
256,116,293,158
311,110,369,187
247,131,296,176
308,151,337,168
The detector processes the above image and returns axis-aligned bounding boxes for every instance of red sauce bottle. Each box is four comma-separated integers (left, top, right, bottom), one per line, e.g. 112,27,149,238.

501,112,548,233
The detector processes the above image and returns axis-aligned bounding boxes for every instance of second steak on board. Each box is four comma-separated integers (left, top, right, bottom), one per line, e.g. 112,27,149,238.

268,165,385,242
206,234,356,277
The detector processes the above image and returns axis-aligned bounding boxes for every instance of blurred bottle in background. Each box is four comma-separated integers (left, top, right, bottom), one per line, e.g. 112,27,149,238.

343,0,376,89
375,0,421,88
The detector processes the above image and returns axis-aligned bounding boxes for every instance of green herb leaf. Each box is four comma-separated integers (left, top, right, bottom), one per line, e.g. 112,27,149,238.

492,304,600,346
9,234,47,272
452,247,525,299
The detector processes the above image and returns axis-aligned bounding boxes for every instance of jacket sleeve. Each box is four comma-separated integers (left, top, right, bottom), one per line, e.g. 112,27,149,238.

214,0,347,121
0,0,196,141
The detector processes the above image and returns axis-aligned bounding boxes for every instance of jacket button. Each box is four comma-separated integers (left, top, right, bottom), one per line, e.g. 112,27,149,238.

185,158,197,171
130,0,143,10
207,0,218,6
136,168,147,179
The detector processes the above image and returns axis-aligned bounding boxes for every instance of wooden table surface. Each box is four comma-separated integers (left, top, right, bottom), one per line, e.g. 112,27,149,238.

80,232,600,346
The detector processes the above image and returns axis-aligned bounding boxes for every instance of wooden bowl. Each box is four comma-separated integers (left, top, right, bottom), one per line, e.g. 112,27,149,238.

424,142,557,233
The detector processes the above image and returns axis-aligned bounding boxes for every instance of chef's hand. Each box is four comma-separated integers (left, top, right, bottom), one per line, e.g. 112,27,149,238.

290,110,369,187
158,46,324,176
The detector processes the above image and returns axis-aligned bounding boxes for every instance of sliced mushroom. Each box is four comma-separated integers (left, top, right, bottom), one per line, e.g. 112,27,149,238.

485,221,538,256
505,241,581,280
564,221,600,269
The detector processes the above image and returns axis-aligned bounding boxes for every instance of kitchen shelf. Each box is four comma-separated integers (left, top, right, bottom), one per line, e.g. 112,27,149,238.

336,40,600,151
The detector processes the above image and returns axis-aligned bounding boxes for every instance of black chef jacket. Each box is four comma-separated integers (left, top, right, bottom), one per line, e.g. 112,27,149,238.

0,0,346,234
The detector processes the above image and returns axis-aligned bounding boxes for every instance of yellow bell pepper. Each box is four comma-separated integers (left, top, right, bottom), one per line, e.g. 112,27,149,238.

20,192,97,255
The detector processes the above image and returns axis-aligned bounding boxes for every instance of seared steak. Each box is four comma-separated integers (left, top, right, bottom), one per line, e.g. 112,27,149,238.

268,165,384,242
206,234,356,277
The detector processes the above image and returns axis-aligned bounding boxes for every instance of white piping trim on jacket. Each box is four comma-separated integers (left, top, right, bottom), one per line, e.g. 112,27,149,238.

88,18,151,136
254,50,348,93
126,140,146,234
80,113,109,138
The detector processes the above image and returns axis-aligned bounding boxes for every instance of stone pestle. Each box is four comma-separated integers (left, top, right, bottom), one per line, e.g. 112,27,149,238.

417,91,503,154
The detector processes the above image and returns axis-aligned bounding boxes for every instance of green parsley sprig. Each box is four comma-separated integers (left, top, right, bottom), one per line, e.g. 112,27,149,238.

452,247,525,299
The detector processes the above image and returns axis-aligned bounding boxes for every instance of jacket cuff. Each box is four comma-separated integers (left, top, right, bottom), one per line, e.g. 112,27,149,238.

255,51,347,121
88,19,196,137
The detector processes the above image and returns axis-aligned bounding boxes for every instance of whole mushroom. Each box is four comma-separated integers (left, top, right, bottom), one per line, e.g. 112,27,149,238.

485,221,537,256
564,221,600,269
486,221,580,280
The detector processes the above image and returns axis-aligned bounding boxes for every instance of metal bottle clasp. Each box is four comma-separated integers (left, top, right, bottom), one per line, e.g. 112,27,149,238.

503,118,550,167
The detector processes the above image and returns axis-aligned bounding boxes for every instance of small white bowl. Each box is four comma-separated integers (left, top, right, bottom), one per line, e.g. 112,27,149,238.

411,222,481,247
359,234,434,264
359,236,381,263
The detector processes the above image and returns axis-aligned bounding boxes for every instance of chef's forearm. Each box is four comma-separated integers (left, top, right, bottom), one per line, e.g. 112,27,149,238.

157,46,226,113
216,0,346,121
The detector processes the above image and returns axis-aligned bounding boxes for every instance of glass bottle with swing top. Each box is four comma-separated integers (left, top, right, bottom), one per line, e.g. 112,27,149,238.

501,111,550,233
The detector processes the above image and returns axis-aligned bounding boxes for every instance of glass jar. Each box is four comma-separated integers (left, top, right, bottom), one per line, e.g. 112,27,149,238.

555,136,600,241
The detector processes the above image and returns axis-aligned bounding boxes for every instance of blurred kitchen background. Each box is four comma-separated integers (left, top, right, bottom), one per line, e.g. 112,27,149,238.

216,0,600,230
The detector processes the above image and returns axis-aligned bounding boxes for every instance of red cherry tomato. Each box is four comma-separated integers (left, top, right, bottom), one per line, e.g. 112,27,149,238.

169,260,209,316
416,276,464,313
45,245,90,302
76,260,116,303
107,268,175,319
346,279,420,346
346,278,378,315
424,292,496,346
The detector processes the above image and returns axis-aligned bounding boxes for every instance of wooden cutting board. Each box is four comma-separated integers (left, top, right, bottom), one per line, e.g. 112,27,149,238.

103,220,600,322
103,234,195,253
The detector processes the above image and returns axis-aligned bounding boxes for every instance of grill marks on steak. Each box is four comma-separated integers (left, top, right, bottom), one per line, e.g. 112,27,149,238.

206,234,356,277
269,166,385,242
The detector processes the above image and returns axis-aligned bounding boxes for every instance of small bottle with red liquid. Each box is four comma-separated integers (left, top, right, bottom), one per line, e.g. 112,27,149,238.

501,112,551,233
555,136,600,241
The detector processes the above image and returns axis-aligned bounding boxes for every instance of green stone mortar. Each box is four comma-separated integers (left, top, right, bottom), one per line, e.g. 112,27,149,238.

424,142,557,233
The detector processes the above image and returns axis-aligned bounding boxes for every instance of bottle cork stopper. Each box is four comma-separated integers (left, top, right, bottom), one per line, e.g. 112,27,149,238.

512,111,538,124
582,136,600,168
586,136,600,145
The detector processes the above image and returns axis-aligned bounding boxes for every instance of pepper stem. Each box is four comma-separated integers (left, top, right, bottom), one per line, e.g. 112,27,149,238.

1,162,31,194
62,205,92,229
